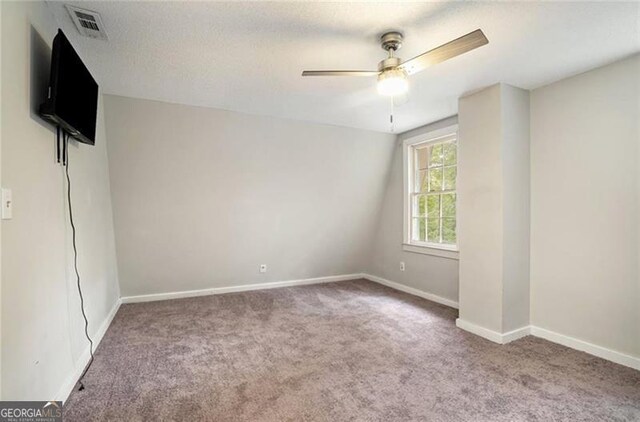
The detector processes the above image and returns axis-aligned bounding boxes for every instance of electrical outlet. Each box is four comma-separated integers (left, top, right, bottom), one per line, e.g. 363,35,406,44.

400,261,405,271
259,264,267,273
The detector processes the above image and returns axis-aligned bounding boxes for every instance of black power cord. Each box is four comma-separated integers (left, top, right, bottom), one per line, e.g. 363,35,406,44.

63,130,95,391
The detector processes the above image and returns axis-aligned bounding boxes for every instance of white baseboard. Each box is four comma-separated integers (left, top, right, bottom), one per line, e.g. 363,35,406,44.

55,298,122,403
362,273,459,309
120,274,363,304
530,326,640,371
502,325,532,343
455,319,640,371
456,318,506,343
455,319,530,344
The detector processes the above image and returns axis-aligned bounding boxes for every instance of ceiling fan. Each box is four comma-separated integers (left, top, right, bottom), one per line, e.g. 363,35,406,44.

302,29,489,97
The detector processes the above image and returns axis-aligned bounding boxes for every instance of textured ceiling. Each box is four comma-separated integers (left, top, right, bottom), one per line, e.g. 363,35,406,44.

47,1,639,133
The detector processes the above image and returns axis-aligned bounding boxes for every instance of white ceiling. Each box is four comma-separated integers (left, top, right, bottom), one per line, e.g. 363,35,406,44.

47,1,639,133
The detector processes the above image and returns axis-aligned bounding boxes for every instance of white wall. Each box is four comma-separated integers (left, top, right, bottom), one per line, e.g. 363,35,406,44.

103,95,395,297
1,1,120,400
367,117,459,304
530,54,640,358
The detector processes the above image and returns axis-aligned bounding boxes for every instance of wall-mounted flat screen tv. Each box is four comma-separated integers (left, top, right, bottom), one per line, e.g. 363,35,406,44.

40,29,98,145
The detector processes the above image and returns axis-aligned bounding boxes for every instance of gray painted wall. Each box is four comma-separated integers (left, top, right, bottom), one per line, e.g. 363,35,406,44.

367,117,460,304
530,54,639,358
1,1,120,400
103,95,396,297
457,83,531,335
458,85,505,332
501,85,531,333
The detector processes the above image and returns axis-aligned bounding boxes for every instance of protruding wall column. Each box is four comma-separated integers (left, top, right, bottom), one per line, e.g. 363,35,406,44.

456,83,530,343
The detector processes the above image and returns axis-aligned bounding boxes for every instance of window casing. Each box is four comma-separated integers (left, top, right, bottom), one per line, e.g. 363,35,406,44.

403,125,459,257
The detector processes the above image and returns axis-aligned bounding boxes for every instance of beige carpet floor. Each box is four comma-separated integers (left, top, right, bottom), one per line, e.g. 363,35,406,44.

64,279,640,421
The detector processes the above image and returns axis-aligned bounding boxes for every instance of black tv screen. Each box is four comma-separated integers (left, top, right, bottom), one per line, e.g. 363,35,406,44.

40,29,98,145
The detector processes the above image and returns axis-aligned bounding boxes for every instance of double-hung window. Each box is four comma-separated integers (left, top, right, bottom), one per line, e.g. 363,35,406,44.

403,124,458,258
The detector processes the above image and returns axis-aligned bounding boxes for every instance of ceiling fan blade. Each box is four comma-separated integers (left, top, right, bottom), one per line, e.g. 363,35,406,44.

399,29,488,75
302,70,379,77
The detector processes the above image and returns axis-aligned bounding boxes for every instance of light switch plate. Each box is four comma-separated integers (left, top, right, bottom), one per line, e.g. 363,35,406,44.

2,188,12,219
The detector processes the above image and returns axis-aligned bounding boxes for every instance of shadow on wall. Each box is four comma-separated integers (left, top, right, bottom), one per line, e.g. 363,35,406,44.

29,25,52,131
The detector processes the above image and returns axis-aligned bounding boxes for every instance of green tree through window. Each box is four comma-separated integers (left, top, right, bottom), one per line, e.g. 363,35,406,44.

410,137,457,245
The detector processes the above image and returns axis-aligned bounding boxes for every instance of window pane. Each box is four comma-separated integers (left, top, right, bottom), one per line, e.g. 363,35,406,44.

444,142,457,166
442,218,456,244
417,170,428,192
442,193,456,217
428,168,442,192
408,136,457,247
412,217,426,242
426,194,440,218
429,144,443,168
413,195,426,216
427,218,440,243
416,147,429,170
444,166,456,190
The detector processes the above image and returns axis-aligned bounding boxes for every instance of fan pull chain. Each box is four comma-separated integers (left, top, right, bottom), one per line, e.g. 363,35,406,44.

390,97,395,133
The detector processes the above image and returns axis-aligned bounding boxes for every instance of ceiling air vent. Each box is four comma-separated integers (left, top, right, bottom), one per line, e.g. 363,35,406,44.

66,5,108,41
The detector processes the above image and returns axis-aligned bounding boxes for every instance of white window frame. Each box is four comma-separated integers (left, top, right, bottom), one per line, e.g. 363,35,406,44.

402,124,459,260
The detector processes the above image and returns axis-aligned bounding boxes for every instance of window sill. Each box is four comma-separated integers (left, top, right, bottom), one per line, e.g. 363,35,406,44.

402,243,459,260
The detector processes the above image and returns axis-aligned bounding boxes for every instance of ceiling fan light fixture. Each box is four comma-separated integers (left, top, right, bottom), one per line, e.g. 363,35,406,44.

377,68,408,96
